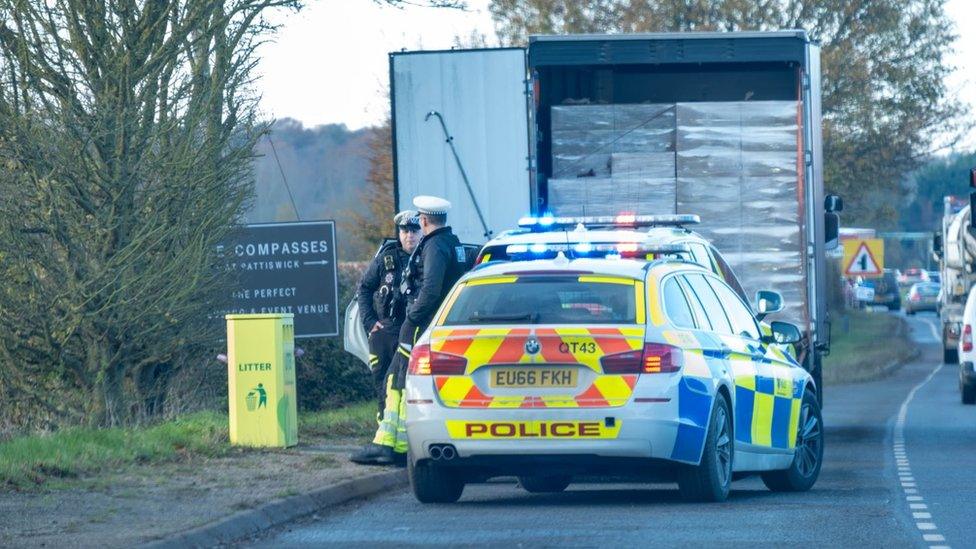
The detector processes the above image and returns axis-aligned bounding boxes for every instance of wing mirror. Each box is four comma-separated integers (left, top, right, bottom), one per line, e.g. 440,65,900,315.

754,290,784,321
825,194,843,213
762,321,802,345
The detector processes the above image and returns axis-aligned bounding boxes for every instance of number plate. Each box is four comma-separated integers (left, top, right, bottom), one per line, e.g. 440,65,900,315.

490,367,577,388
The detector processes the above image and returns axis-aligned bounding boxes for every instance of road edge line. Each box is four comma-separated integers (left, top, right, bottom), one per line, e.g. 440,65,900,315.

143,469,407,549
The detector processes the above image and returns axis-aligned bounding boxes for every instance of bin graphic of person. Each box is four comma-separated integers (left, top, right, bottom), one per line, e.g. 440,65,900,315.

253,383,267,409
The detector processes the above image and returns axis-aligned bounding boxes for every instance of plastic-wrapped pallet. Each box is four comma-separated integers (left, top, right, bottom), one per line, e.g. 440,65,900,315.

675,100,803,325
551,104,675,184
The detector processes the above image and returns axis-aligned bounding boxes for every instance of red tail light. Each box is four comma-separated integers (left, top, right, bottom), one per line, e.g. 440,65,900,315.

408,344,467,375
601,343,683,374
911,293,920,302
963,325,973,353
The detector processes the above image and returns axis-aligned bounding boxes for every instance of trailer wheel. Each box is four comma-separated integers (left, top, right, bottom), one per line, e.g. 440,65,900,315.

944,347,959,365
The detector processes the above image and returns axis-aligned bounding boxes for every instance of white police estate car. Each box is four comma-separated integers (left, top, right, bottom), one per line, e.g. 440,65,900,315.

404,249,823,504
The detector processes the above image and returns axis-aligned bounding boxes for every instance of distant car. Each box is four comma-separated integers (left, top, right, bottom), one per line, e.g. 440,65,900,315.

926,271,941,284
899,268,929,287
855,270,901,310
957,286,976,404
904,282,940,315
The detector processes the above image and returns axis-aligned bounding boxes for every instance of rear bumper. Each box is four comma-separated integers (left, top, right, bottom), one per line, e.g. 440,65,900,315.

405,404,682,465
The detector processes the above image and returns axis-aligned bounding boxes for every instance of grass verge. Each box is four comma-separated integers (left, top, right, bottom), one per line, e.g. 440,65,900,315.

0,401,375,489
822,310,917,385
0,411,228,488
299,400,376,438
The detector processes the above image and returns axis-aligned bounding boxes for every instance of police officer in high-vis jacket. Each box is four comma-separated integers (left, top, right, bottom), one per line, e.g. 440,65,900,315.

355,210,421,418
351,196,468,465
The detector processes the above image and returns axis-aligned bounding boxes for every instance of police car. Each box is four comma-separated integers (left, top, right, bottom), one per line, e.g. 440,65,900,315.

404,223,822,503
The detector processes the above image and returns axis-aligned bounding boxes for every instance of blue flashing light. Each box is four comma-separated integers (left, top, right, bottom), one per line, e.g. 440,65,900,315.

574,242,593,254
538,214,556,227
517,216,537,227
507,244,528,254
529,243,548,254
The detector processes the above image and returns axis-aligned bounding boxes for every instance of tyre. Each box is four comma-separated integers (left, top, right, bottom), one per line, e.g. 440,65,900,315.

677,394,732,502
962,383,976,405
761,389,824,492
945,348,959,364
518,475,572,493
408,453,464,503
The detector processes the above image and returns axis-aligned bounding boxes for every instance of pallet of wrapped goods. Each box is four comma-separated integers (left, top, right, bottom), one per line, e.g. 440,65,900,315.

610,152,675,179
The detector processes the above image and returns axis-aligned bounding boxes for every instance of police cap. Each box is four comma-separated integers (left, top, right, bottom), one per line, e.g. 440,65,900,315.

413,195,451,215
394,209,420,229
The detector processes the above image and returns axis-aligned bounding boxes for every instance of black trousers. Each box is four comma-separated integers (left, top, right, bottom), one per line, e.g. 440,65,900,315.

367,323,400,417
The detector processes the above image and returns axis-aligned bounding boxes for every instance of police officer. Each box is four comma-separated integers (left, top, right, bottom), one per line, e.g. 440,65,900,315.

351,196,468,465
355,210,420,418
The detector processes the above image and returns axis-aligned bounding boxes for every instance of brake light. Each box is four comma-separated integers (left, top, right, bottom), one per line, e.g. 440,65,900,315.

642,343,683,373
600,343,683,373
964,325,973,353
600,348,644,373
408,344,467,375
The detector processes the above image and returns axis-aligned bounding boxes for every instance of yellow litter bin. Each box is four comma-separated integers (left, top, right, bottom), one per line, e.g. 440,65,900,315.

226,313,298,447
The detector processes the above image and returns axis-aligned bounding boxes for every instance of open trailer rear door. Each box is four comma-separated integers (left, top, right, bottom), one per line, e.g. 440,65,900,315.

390,48,531,244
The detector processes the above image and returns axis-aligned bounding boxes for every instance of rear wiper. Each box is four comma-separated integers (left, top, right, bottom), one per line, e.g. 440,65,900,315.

467,312,539,323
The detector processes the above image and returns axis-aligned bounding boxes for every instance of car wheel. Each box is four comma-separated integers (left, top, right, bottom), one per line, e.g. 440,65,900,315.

408,452,464,503
518,475,572,493
962,383,976,405
945,348,959,364
677,394,732,502
761,389,824,492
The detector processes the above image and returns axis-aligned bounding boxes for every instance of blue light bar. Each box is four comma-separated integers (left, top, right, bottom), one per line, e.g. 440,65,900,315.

574,242,593,254
516,213,701,231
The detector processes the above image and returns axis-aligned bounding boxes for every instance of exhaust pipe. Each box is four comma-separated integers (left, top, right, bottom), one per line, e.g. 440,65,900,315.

441,445,456,460
429,445,443,460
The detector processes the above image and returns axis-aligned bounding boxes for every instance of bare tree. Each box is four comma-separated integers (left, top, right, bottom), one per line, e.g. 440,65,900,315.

0,0,300,427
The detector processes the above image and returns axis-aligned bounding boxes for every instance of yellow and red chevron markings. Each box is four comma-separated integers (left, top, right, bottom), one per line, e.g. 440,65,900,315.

428,326,644,409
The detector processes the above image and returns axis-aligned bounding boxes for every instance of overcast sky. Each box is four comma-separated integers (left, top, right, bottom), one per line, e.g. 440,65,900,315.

257,0,976,149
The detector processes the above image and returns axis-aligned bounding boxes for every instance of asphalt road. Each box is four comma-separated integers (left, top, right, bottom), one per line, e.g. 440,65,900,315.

251,313,969,547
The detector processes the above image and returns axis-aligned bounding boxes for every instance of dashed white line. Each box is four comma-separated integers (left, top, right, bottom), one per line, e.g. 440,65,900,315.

892,319,949,548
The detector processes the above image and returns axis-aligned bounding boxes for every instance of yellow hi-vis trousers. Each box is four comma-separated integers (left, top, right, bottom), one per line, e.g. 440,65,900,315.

372,347,410,453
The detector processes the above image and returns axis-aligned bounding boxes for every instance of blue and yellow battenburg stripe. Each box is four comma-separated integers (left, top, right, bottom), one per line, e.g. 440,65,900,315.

734,368,804,449
664,328,804,463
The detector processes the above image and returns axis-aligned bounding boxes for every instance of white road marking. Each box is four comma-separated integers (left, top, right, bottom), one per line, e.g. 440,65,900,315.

892,318,949,548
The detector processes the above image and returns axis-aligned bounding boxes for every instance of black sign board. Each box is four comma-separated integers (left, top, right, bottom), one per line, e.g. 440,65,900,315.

220,220,339,337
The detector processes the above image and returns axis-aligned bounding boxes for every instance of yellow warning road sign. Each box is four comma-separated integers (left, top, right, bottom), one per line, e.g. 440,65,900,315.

843,238,884,277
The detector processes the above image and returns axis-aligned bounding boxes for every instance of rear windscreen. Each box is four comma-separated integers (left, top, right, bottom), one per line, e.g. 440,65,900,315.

441,277,638,325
